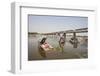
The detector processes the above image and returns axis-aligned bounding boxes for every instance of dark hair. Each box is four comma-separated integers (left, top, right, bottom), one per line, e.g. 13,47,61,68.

40,38,47,44
62,33,66,39
63,33,66,36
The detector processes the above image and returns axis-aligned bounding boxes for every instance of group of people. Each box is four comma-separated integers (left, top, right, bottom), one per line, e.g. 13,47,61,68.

39,33,67,53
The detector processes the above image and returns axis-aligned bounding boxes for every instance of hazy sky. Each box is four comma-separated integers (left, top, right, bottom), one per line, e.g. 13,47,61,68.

28,15,88,33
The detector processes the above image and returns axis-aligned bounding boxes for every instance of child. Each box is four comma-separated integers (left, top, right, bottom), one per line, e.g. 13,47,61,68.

59,33,66,53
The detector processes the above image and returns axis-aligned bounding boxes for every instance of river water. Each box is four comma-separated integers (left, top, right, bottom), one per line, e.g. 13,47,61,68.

28,35,88,61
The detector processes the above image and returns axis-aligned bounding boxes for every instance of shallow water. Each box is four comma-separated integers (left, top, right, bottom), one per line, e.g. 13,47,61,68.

28,35,88,60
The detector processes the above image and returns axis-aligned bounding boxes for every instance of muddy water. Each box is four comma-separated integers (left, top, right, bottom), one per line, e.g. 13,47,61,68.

28,35,88,61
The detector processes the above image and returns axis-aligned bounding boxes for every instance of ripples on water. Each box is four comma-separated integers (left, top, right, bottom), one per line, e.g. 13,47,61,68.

28,35,88,60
